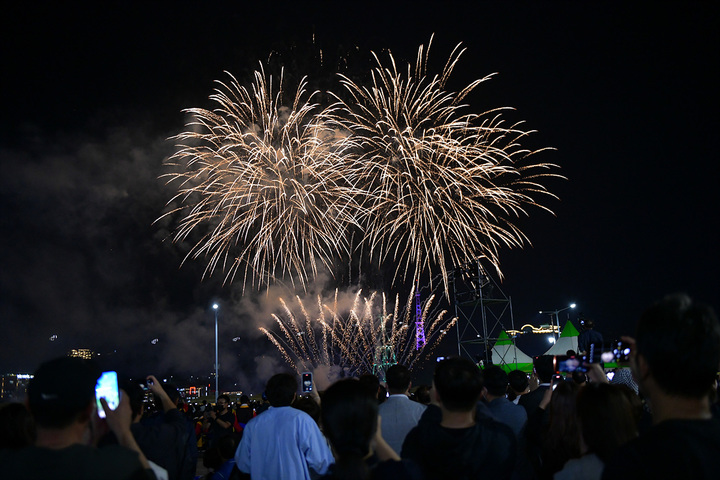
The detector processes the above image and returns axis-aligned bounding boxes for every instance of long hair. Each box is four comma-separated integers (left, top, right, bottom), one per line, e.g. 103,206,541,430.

543,381,582,476
577,383,637,462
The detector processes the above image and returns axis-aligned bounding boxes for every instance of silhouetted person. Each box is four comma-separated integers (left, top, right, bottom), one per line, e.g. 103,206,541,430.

126,376,195,480
235,373,333,480
402,357,516,480
602,294,720,479
507,370,529,405
519,355,553,415
377,364,426,454
0,357,154,479
320,378,420,480
577,318,603,354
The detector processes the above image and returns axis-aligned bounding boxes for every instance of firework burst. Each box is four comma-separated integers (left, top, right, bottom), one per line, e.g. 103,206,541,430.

260,286,457,376
160,66,362,290
161,38,561,295
324,37,561,297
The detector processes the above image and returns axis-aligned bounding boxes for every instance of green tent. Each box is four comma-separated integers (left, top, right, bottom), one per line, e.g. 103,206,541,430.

543,321,580,356
492,331,534,373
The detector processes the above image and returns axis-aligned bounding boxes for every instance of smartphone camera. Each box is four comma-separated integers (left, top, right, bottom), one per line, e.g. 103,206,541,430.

554,355,582,373
301,372,313,393
613,341,631,363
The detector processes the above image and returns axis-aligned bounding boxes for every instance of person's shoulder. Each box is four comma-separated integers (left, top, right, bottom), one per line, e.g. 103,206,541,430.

0,446,32,473
505,398,528,417
652,418,720,450
601,436,644,479
475,415,516,456
88,444,148,469
491,397,527,416
274,405,318,426
477,414,515,435
602,419,720,479
372,458,424,480
556,454,603,480
4,444,150,480
378,395,401,409
380,395,425,410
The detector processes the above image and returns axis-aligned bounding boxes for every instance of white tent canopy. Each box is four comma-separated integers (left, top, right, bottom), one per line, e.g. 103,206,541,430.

492,330,534,372
542,321,580,356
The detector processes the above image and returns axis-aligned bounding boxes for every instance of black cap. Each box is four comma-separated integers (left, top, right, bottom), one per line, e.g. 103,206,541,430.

28,357,101,409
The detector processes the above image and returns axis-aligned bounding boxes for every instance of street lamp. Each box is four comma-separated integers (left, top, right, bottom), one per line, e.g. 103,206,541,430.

213,303,219,403
539,303,576,340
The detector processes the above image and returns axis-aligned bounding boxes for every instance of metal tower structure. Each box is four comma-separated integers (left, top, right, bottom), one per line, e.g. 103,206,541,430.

372,314,396,382
415,279,426,350
452,259,516,366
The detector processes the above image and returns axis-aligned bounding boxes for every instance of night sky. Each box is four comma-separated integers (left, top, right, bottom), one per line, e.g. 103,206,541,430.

2,2,717,391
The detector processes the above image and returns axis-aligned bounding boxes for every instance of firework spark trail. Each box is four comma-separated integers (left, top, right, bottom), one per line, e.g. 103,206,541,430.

160,66,363,291
162,38,561,296
298,294,321,361
259,327,297,371
279,297,310,362
260,288,456,376
323,37,561,297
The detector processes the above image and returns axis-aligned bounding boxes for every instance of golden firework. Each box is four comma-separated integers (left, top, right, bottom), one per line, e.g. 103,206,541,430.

323,37,561,297
161,38,561,295
161,66,362,291
260,287,457,376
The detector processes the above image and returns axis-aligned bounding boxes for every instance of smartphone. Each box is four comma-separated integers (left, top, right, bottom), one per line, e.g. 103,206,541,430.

612,341,632,363
301,372,313,393
551,373,563,390
554,355,581,373
95,371,120,418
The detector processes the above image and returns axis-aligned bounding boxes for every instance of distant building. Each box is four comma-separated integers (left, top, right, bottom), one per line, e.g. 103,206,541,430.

68,348,95,360
1,373,34,401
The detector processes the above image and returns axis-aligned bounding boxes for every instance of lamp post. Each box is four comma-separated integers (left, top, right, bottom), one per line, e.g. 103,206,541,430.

539,303,576,340
213,303,219,403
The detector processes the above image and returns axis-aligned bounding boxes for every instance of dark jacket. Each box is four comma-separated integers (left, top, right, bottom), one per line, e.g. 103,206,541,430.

401,404,516,480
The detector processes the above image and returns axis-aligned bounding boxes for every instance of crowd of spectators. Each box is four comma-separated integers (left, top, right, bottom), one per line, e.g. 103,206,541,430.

1,293,719,479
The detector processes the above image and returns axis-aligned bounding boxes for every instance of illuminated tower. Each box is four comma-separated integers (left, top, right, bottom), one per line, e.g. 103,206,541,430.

373,314,396,381
415,279,426,350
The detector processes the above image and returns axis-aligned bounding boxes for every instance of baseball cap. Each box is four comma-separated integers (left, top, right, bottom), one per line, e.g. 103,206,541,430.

28,357,102,410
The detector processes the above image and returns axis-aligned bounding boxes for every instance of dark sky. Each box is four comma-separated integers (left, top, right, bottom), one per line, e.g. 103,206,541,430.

1,2,718,390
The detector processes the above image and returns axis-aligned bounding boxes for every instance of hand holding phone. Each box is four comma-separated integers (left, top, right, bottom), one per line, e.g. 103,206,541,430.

554,355,581,373
95,371,120,418
613,340,632,363
539,377,558,410
301,372,313,393
145,375,163,394
99,392,132,437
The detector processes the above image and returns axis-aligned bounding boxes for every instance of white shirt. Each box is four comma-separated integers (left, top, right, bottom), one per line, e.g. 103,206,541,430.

235,406,333,480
